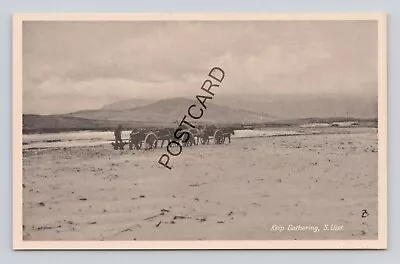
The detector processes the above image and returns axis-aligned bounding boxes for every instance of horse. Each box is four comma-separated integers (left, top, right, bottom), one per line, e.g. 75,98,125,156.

220,127,235,144
155,128,175,148
129,129,146,150
188,127,203,145
199,125,217,144
180,129,197,147
214,127,235,144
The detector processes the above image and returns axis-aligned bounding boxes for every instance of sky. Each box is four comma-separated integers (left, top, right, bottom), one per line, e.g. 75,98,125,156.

22,20,378,114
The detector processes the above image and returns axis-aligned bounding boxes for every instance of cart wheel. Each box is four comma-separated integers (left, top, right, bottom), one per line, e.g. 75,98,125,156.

144,133,158,150
214,130,223,144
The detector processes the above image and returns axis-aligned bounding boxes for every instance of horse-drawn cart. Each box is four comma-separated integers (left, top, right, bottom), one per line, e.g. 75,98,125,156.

111,130,158,150
111,125,235,150
129,130,158,150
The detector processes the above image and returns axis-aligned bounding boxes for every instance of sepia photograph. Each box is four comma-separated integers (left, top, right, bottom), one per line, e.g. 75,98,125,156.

13,13,387,249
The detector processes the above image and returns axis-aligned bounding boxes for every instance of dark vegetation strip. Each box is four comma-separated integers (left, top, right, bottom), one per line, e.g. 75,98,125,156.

22,117,377,135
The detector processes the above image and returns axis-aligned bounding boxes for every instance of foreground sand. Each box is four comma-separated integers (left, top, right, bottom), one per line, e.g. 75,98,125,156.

22,128,378,241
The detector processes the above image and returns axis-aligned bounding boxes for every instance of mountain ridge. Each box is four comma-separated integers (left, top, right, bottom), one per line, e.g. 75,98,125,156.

63,97,276,124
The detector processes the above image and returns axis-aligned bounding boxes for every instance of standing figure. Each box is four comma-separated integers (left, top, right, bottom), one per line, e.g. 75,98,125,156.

114,125,123,144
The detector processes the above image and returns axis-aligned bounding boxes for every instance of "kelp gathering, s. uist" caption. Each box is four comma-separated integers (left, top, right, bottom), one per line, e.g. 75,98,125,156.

157,67,225,170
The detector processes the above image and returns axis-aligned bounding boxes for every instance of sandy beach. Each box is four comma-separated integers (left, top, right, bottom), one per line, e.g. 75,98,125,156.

22,128,378,241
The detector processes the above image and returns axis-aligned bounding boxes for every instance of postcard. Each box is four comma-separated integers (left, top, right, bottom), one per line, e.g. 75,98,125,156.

13,13,387,249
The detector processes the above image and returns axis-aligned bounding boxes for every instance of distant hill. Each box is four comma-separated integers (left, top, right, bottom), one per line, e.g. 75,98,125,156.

97,93,378,119
101,98,154,111
215,94,378,119
64,97,276,124
22,114,133,134
23,115,98,134
22,114,179,134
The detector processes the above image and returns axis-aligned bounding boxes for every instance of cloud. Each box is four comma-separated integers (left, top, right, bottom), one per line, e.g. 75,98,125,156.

22,20,378,114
